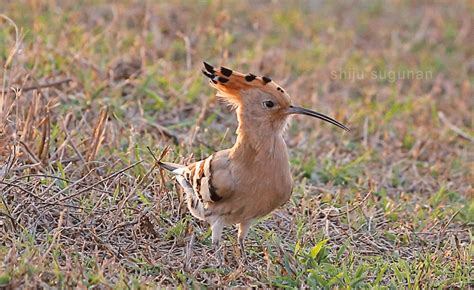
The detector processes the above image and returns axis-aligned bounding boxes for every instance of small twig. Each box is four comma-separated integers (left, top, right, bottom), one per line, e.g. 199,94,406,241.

327,189,373,218
42,169,96,203
10,174,113,195
434,210,460,253
0,144,17,181
37,105,51,162
111,159,159,225
147,146,159,163
102,220,140,238
89,228,122,259
157,146,171,162
176,31,192,70
1,14,23,103
363,117,368,148
42,209,66,257
57,160,143,202
87,107,108,162
218,127,230,148
184,233,195,271
0,180,45,201
0,78,72,94
188,98,210,147
0,195,17,231
148,145,171,196
438,111,474,142
441,210,460,232
61,114,86,164
19,140,42,165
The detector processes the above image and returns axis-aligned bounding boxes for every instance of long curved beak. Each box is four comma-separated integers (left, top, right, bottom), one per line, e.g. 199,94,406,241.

286,105,350,131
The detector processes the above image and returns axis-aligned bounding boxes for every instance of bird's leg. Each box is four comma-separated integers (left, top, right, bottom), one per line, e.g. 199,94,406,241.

211,221,224,266
237,221,251,264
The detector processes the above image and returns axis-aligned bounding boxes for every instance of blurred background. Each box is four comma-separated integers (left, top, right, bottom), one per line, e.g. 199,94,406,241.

0,0,472,288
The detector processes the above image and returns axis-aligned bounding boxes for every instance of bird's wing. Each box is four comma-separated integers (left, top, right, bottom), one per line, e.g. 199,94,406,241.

159,150,235,203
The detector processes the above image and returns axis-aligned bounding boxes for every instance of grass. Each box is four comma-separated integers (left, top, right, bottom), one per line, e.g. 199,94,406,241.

0,0,472,288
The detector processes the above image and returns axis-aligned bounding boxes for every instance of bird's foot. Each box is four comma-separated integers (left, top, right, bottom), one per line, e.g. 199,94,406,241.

238,239,248,266
211,243,224,267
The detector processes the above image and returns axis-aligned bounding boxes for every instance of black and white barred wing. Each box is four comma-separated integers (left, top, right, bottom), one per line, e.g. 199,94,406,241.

159,154,228,219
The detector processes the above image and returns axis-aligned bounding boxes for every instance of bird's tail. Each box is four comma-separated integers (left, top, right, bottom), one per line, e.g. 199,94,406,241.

157,161,183,173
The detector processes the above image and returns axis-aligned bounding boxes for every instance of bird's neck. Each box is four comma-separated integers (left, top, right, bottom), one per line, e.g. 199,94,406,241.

231,131,285,155
230,112,288,162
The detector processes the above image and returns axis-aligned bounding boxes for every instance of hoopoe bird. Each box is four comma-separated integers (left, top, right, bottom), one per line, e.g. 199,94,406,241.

158,62,349,261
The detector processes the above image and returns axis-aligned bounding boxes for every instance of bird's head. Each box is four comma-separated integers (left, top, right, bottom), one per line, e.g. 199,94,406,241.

202,62,349,135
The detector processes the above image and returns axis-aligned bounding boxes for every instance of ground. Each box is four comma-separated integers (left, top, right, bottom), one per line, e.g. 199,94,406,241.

0,0,472,288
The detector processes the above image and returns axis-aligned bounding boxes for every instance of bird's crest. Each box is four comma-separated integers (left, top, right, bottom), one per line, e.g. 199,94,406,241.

201,61,291,106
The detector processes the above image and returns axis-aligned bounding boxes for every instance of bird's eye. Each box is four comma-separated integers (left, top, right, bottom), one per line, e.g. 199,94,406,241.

263,100,275,109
